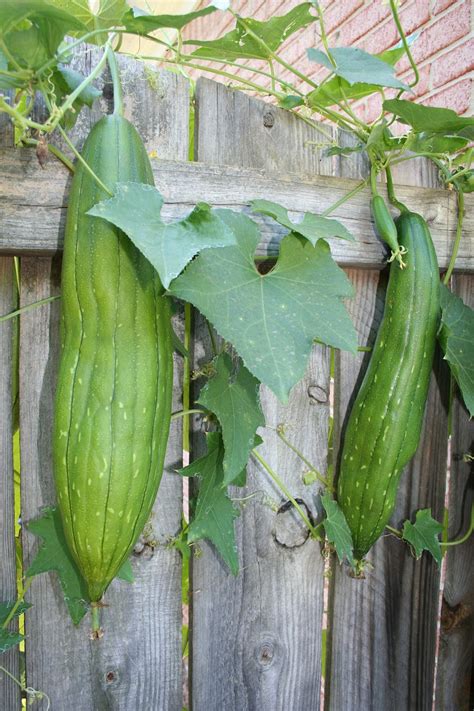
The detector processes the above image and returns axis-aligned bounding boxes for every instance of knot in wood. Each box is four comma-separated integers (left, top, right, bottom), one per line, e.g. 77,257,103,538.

105,670,118,684
257,641,275,667
263,111,275,128
308,384,328,403
273,498,312,548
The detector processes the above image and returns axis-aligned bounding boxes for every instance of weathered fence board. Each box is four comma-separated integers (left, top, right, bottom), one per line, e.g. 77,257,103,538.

189,78,332,710
16,58,189,710
436,275,474,710
1,156,473,272
0,256,20,710
326,147,450,710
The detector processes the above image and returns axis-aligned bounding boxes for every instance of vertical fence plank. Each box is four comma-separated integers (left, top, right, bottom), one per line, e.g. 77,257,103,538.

0,257,20,709
191,78,332,710
436,275,474,710
326,150,449,709
19,61,188,710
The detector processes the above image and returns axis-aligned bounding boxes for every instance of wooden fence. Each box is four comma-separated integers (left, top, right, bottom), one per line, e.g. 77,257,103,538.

0,54,473,711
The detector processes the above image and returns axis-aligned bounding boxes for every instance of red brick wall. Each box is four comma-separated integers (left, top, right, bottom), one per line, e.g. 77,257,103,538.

181,0,473,119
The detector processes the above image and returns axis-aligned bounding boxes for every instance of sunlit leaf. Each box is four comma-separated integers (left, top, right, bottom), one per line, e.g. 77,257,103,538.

87,182,238,288
169,210,357,403
123,4,220,33
188,3,316,61
308,46,408,90
250,198,355,243
383,99,474,138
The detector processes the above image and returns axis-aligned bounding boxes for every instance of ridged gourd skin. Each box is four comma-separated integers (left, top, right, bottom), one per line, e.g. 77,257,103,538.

53,114,173,602
337,212,440,561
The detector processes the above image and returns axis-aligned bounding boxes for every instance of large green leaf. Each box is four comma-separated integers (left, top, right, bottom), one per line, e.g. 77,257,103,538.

52,66,102,129
402,509,443,566
178,432,241,574
308,45,407,108
308,46,408,90
250,198,354,243
383,99,474,138
410,132,469,155
188,3,315,61
438,284,474,417
26,507,90,625
169,210,357,403
48,0,129,43
321,493,355,570
198,353,264,485
0,1,87,68
123,4,220,33
87,182,238,288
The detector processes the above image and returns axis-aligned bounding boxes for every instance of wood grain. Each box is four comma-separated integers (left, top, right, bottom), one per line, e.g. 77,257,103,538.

18,59,188,711
1,157,473,272
0,256,20,710
325,139,450,710
435,275,474,711
189,77,330,711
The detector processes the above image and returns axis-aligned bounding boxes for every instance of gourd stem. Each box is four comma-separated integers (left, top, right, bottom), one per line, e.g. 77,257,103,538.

370,164,379,196
106,47,124,117
171,408,205,421
385,166,408,213
91,604,101,635
443,189,464,284
442,503,474,548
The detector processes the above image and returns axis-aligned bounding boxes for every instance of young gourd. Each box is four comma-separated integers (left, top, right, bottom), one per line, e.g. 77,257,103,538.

337,211,440,562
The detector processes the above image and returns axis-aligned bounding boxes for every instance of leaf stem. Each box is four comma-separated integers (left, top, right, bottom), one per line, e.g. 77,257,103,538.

389,0,419,88
252,448,321,539
171,408,205,421
57,125,113,196
443,189,464,284
276,427,329,489
0,295,60,323
2,577,33,630
321,177,369,216
441,503,474,548
385,524,402,538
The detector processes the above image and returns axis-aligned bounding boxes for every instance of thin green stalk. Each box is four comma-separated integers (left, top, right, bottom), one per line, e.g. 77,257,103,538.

385,165,408,212
389,0,419,88
276,427,329,489
315,2,336,69
386,524,402,538
0,666,22,687
0,296,60,323
0,97,45,132
0,38,23,73
295,112,334,142
231,12,319,90
57,125,113,196
171,408,205,421
206,319,218,356
183,302,192,459
443,189,464,284
252,448,321,539
321,178,369,216
91,603,101,636
106,46,123,116
158,56,284,99
2,577,33,630
44,40,112,132
21,138,75,172
442,504,474,548
370,164,379,195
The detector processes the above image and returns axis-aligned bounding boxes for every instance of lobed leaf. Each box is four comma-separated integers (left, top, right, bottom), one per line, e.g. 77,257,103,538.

307,46,408,91
402,509,443,566
169,210,357,403
87,182,238,288
198,353,265,485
